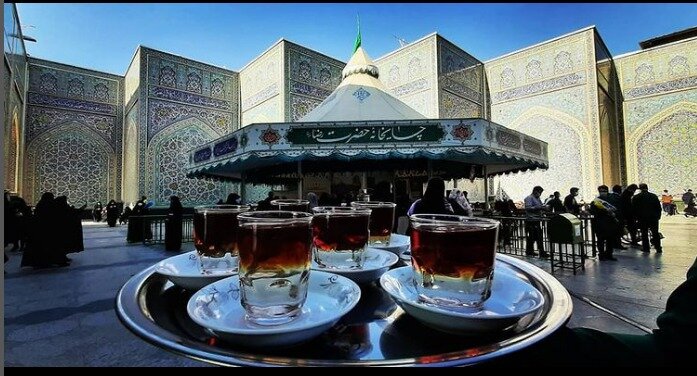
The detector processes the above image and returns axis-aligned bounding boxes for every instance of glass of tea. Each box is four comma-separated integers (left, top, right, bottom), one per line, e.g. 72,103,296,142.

351,201,396,246
193,205,250,275
236,211,313,325
311,206,371,270
409,214,499,308
271,199,311,212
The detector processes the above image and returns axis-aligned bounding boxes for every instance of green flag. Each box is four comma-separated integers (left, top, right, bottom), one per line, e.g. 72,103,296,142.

353,15,361,53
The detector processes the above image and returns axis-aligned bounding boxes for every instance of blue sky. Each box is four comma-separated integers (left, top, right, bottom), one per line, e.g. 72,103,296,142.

14,3,697,75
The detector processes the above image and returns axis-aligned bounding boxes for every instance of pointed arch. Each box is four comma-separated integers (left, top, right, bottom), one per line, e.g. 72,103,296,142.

501,105,595,200
626,101,697,190
145,117,229,205
24,123,116,205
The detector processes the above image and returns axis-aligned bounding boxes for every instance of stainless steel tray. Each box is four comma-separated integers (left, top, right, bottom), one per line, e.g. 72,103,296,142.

116,253,572,366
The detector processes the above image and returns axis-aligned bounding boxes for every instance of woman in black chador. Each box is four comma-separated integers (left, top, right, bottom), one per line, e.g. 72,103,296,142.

106,200,119,227
93,202,103,222
21,192,70,268
407,177,455,216
127,196,151,242
119,205,131,225
165,195,184,251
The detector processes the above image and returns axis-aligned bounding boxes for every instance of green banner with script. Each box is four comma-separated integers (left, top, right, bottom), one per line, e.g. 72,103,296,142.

286,124,445,145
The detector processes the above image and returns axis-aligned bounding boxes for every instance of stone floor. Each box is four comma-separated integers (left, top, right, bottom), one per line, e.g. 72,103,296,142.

3,214,696,366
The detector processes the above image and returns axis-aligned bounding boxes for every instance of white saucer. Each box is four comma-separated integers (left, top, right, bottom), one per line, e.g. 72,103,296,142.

155,251,236,290
187,270,361,347
380,263,545,335
312,248,399,284
369,233,410,256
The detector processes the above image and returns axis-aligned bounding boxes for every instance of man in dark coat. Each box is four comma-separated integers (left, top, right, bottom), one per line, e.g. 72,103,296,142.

523,186,549,258
608,185,626,250
589,185,619,261
632,183,663,253
620,184,639,246
563,187,581,216
548,191,565,213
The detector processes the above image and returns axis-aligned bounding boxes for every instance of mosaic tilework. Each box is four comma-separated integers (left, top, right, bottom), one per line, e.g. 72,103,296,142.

285,42,344,122
290,95,322,121
375,36,437,118
23,58,123,204
498,114,586,201
133,48,239,205
487,29,602,200
146,118,231,205
440,90,481,118
486,32,588,105
437,36,485,118
3,58,23,193
147,99,232,141
25,106,116,146
618,37,697,193
122,107,139,203
5,110,19,192
25,125,115,205
634,110,697,193
240,42,283,125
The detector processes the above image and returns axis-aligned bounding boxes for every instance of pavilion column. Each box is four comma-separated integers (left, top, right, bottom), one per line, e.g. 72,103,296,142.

240,174,247,204
482,165,489,210
298,161,304,199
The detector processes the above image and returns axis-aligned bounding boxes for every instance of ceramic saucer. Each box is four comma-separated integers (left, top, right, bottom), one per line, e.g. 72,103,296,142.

380,263,545,335
312,247,399,284
187,270,361,347
369,233,410,256
155,250,236,290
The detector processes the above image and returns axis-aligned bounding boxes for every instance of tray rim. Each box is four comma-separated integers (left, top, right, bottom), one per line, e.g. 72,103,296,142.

115,253,573,367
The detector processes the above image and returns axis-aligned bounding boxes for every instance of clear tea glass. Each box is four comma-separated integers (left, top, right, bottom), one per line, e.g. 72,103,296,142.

409,214,499,308
271,199,310,212
236,211,313,325
311,206,371,270
193,205,250,275
351,201,396,246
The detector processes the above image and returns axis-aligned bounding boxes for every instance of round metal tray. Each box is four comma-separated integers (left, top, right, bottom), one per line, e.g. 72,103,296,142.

116,253,572,366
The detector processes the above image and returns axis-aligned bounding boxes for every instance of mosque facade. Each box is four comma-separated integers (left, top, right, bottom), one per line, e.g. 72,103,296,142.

3,3,696,205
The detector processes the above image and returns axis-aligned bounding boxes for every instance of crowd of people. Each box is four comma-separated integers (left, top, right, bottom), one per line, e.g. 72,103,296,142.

514,183,669,262
6,181,692,269
4,191,85,268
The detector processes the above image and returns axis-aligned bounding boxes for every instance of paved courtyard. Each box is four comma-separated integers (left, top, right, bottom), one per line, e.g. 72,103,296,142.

4,215,696,366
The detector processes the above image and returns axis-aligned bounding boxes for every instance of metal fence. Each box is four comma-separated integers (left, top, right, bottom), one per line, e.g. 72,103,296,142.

128,215,194,245
479,214,597,274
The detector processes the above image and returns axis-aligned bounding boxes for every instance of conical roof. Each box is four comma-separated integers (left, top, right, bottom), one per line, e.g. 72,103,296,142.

298,47,426,122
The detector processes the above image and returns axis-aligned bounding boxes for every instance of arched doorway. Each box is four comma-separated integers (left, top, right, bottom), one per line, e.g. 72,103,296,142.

25,124,115,205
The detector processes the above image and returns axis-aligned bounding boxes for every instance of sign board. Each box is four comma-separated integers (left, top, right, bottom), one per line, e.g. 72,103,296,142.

286,124,445,145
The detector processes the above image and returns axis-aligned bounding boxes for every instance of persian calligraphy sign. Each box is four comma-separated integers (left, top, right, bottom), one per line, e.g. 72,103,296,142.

286,124,445,145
